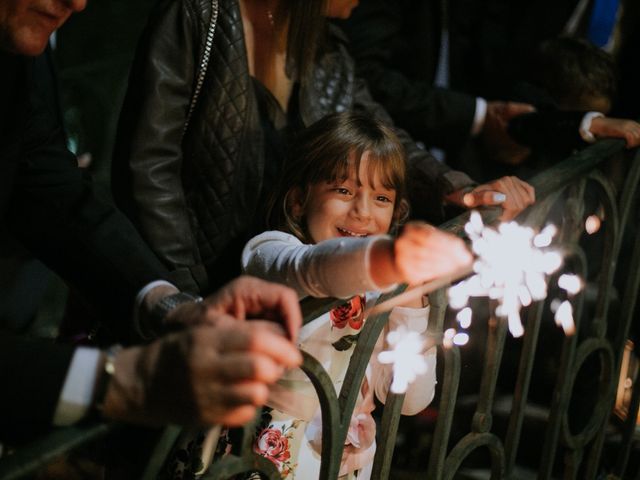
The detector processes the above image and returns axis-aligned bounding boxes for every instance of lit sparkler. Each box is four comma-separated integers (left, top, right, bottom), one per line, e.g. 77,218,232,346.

449,212,565,337
456,307,472,329
376,213,584,394
377,326,429,394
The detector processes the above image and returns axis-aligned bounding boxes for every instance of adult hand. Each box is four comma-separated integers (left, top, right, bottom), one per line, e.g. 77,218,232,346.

446,176,535,221
163,276,302,341
589,117,640,148
102,321,303,427
203,276,302,340
481,101,535,165
482,101,535,142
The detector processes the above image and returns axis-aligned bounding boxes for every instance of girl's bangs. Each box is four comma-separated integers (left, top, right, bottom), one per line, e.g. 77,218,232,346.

317,145,405,191
353,144,405,190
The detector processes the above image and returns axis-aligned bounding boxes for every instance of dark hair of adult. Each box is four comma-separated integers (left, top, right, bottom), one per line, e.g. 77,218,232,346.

529,36,617,109
276,0,327,82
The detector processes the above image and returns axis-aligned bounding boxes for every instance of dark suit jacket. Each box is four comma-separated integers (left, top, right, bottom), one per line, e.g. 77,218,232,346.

460,0,590,99
615,0,640,118
0,50,167,440
336,0,478,151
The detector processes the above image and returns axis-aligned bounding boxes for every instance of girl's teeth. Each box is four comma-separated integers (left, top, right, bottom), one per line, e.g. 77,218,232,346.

339,228,366,237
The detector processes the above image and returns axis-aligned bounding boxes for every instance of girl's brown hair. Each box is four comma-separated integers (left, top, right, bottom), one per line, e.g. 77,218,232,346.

269,112,409,242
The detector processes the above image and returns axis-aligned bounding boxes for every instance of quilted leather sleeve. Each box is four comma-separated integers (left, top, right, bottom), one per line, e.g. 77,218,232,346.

113,0,212,293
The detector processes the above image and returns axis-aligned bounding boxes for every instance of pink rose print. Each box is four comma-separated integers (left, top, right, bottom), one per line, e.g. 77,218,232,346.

254,427,291,468
330,295,365,330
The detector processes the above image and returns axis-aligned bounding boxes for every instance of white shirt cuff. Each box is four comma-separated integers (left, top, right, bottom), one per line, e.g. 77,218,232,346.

470,97,488,136
53,347,101,426
579,111,605,143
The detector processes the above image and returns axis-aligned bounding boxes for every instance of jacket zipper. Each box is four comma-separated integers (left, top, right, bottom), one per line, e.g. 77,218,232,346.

183,0,219,138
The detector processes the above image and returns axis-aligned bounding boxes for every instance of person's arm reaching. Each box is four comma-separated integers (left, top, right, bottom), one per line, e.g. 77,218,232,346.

1,278,303,440
338,0,478,147
242,227,472,300
102,321,302,427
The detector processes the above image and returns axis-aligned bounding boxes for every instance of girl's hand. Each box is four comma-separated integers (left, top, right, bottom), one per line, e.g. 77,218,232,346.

393,223,473,285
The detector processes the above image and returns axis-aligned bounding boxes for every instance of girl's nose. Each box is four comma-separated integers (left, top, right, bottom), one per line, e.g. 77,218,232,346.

351,194,371,220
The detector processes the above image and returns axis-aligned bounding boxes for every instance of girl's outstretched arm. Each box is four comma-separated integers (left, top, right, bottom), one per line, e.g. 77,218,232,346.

243,226,472,300
242,230,398,299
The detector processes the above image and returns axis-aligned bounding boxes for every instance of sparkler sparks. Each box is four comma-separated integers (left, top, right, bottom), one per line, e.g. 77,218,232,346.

379,213,584,394
558,274,582,295
554,300,576,335
450,212,570,338
456,307,472,329
378,326,429,394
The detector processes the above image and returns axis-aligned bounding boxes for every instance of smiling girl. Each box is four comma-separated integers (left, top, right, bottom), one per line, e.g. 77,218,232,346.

240,112,471,479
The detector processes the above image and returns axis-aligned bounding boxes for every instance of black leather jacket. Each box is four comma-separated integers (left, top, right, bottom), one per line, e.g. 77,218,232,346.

113,0,473,294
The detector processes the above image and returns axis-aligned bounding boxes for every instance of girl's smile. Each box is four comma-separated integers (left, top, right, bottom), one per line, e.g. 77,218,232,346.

295,151,397,243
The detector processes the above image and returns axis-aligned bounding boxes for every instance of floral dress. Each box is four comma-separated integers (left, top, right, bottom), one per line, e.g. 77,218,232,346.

253,294,371,479
251,293,435,480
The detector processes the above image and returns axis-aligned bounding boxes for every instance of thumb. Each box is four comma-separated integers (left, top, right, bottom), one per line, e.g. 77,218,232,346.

463,190,507,207
503,102,536,119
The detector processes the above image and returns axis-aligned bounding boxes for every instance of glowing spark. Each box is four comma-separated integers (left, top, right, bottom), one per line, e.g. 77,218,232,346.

585,215,601,235
554,300,576,335
453,332,469,346
443,328,457,349
450,212,563,337
534,225,557,248
378,326,429,394
456,307,472,328
508,311,525,337
558,274,583,295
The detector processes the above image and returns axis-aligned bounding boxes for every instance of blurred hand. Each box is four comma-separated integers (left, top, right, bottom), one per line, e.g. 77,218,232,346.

102,321,303,427
446,176,535,221
590,117,640,148
203,276,301,340
482,101,535,165
482,101,535,141
164,276,302,341
392,223,473,285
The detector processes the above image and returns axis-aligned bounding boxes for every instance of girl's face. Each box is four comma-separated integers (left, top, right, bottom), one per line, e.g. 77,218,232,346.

325,0,359,19
295,151,397,243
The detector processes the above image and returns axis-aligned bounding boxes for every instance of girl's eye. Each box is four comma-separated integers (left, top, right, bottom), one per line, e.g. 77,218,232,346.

376,195,393,203
334,187,351,195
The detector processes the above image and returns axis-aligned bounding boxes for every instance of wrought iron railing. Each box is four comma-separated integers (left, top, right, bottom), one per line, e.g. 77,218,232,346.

1,139,639,480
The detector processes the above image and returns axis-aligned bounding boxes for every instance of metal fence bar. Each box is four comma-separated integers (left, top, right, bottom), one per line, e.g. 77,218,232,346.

503,301,544,474
426,342,462,480
370,391,405,479
0,423,113,480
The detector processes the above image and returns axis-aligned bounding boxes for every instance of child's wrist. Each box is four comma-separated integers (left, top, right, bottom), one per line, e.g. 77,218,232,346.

369,237,402,287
